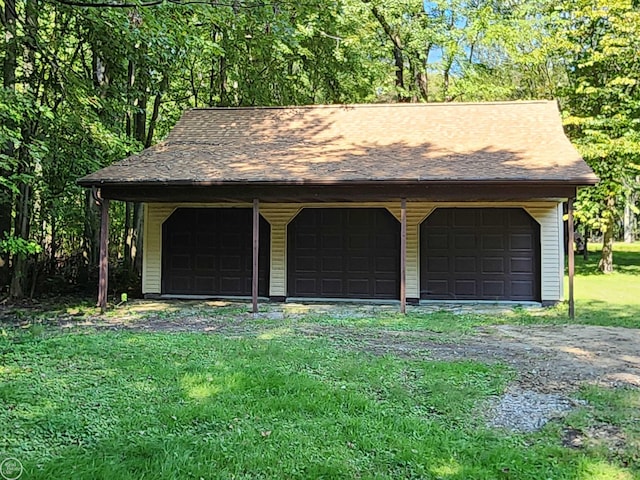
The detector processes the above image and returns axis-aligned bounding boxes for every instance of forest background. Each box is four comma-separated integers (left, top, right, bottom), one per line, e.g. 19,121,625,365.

1,0,639,299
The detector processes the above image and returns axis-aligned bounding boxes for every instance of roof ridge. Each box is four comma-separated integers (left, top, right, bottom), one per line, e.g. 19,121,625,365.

188,100,556,112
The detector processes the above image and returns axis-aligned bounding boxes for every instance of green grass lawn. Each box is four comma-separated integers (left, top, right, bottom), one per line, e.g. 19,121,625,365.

0,331,637,480
0,243,639,479
568,242,640,328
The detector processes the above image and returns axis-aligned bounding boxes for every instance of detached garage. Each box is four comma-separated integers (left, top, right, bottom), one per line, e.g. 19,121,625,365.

78,101,598,311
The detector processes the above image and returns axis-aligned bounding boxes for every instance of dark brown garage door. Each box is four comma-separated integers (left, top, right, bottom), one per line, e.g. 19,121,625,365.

288,208,400,299
421,208,540,301
162,208,269,296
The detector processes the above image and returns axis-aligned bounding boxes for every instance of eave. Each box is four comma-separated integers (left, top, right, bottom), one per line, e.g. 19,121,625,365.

79,179,597,203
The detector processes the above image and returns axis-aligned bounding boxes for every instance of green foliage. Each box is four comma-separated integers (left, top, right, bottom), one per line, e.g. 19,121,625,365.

1,0,639,294
557,0,640,243
0,234,42,257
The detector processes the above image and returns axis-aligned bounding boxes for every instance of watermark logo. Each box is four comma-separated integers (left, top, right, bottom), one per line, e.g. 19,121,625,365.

0,458,23,480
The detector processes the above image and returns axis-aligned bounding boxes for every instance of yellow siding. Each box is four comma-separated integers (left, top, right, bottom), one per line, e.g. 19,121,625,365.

143,201,564,302
260,205,301,297
524,203,564,302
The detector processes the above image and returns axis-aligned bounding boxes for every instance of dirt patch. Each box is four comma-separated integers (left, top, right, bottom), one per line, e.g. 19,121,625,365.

298,324,640,393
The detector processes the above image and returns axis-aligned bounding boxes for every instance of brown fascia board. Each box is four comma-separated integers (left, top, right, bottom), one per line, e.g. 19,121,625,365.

87,179,595,204
77,177,599,188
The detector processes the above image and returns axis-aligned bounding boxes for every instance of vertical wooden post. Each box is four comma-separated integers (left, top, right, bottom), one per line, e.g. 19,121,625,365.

567,198,575,319
252,198,259,314
400,198,407,314
98,196,110,313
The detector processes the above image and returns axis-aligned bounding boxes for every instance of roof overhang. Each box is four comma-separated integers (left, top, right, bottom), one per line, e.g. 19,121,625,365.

85,180,593,203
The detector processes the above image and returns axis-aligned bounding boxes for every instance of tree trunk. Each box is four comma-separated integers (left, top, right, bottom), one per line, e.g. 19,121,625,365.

145,74,167,148
219,54,228,107
123,201,132,270
623,188,637,243
132,203,143,275
369,5,408,102
9,0,39,299
81,190,100,284
598,196,615,273
1,0,18,291
9,184,31,298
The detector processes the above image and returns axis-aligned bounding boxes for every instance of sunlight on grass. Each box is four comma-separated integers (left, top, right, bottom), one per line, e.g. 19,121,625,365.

430,459,462,477
257,327,293,340
180,372,241,400
580,460,635,480
183,381,223,400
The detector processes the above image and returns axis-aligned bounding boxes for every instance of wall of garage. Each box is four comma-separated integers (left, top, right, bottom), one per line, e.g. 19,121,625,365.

143,201,564,303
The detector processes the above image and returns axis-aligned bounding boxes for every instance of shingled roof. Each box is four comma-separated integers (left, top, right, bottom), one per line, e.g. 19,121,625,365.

79,101,597,187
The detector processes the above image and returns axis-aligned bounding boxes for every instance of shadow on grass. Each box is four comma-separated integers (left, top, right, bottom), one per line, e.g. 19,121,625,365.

574,300,640,329
573,248,640,277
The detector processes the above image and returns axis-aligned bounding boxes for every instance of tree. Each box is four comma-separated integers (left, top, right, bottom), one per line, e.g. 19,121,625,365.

557,0,640,272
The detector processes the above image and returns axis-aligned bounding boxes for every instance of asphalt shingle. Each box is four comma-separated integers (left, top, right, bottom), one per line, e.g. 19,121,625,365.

79,101,597,186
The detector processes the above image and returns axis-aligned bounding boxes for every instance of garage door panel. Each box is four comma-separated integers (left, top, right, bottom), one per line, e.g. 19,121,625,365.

195,233,215,248
481,234,504,250
170,232,191,248
375,279,398,296
322,234,341,249
455,279,477,296
482,280,505,297
348,256,370,273
427,256,449,273
510,234,534,250
295,278,316,295
454,257,476,273
376,256,397,272
220,255,241,272
194,276,216,292
322,256,343,272
297,233,318,249
482,257,504,274
481,210,507,227
509,210,535,227
511,281,534,297
321,278,343,296
454,234,477,249
220,276,243,294
453,209,478,227
511,257,534,273
348,212,371,227
349,234,370,249
162,208,269,296
169,276,191,292
347,279,370,296
426,233,448,249
170,254,191,270
195,255,216,270
296,256,317,272
321,212,341,227
424,279,449,296
288,208,399,299
376,233,398,249
425,209,448,227
421,208,540,301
